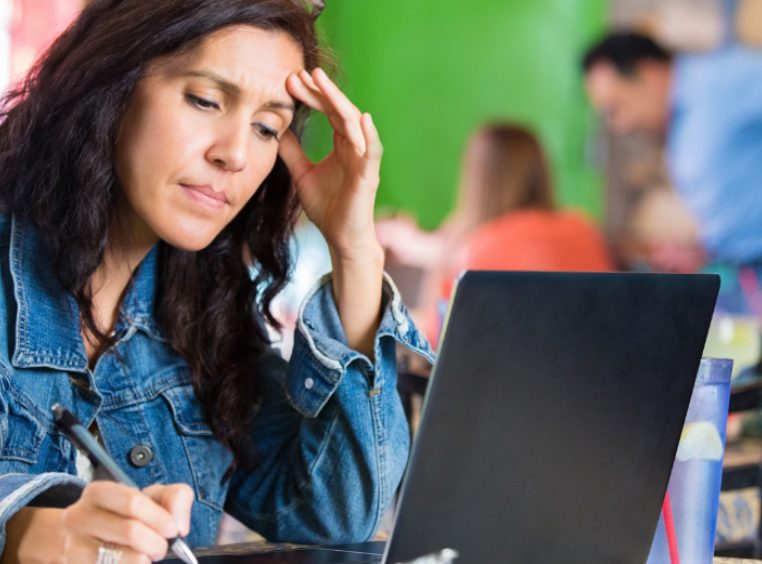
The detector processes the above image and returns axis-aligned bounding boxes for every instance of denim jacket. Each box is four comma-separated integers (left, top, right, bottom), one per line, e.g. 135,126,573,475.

0,214,433,552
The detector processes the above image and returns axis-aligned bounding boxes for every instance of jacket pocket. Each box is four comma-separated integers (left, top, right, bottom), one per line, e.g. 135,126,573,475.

0,383,46,464
161,384,233,511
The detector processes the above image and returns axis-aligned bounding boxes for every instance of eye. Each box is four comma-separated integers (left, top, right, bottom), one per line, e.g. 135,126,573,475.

185,93,220,111
254,123,279,141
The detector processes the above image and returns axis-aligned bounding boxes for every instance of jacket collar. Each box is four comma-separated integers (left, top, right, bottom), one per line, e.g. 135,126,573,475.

9,216,161,372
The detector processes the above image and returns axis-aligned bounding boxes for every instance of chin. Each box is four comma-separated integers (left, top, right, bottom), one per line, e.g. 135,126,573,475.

158,226,221,252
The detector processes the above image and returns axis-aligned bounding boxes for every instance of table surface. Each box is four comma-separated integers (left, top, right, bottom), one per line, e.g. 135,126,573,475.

164,542,762,563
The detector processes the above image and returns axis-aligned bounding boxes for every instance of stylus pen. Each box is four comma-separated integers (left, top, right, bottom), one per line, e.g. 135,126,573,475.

51,404,198,564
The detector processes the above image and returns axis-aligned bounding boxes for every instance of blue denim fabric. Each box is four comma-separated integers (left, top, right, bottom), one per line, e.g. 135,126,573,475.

0,214,433,552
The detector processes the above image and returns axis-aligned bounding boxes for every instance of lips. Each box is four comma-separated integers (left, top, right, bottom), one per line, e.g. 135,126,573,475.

180,183,229,210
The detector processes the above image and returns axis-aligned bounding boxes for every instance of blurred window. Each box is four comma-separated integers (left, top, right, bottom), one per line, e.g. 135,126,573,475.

612,0,724,51
6,0,82,92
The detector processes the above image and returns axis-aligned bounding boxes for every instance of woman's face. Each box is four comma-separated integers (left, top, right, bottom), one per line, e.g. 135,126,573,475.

115,25,304,251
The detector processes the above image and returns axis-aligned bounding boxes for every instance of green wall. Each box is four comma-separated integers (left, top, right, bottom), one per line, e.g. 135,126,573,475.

304,1,608,229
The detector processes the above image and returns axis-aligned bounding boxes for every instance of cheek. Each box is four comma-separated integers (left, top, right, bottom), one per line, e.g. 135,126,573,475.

629,89,653,117
233,151,280,209
119,119,177,193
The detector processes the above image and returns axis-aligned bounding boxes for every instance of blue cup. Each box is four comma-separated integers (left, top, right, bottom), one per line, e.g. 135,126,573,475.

647,357,733,564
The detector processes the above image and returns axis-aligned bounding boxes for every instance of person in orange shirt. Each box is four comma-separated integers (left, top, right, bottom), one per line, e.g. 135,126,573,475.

378,122,613,346
440,124,613,290
435,123,614,344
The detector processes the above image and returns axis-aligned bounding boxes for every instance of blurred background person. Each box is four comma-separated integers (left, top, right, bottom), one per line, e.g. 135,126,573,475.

439,124,614,293
582,30,762,315
379,123,613,345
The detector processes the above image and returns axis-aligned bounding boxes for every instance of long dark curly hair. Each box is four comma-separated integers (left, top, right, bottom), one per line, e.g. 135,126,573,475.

0,0,322,467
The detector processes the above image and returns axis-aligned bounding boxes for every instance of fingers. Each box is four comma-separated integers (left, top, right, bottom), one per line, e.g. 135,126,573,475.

61,482,195,562
80,482,179,538
282,68,382,193
361,112,382,161
312,68,366,155
286,71,327,113
287,68,366,155
278,129,312,183
64,536,152,564
63,505,168,561
143,483,194,537
357,112,382,186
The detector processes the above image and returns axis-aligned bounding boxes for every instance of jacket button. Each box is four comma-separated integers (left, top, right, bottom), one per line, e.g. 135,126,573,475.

129,445,153,467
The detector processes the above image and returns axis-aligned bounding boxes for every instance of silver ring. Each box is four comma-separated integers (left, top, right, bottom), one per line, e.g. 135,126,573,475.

96,542,123,564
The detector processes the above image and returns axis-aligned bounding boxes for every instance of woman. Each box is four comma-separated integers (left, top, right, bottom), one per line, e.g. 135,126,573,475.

438,124,614,296
0,1,432,562
379,123,612,344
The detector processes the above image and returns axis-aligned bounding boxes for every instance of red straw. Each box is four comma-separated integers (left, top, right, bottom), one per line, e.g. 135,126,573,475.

662,491,680,564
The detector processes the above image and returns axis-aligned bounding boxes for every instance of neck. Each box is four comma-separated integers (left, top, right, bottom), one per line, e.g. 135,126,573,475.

88,200,158,338
103,208,157,279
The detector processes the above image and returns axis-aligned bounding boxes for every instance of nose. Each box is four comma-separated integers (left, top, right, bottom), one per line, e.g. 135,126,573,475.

206,118,249,172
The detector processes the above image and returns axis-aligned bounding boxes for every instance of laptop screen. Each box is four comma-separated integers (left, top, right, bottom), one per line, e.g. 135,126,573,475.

385,271,719,564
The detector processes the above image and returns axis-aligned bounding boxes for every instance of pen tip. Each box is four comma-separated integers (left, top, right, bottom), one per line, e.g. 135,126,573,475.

171,539,198,564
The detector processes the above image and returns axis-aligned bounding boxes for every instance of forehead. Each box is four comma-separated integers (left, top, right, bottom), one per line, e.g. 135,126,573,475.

585,63,632,101
165,25,305,93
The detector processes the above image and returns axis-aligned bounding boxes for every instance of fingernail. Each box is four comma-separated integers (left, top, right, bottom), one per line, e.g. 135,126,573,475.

366,113,373,124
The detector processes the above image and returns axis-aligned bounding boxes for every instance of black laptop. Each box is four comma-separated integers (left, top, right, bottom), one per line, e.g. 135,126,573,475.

175,271,719,564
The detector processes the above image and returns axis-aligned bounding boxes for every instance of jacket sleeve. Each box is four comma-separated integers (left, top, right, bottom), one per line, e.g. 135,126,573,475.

0,472,86,555
224,273,434,543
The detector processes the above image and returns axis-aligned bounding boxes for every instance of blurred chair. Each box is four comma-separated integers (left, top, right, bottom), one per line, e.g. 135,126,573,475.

384,253,425,311
716,378,762,557
396,359,430,442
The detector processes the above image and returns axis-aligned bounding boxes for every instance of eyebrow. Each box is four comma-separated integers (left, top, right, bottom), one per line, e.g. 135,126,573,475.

182,70,296,113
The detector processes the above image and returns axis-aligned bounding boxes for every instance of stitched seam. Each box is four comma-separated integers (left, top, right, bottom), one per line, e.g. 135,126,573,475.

284,348,341,417
0,384,46,462
98,369,192,411
179,434,224,511
10,220,28,361
305,403,341,478
159,386,213,436
369,390,385,540
296,274,342,371
383,272,409,334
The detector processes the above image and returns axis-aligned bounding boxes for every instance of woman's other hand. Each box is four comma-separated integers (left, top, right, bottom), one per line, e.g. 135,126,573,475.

5,482,194,563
